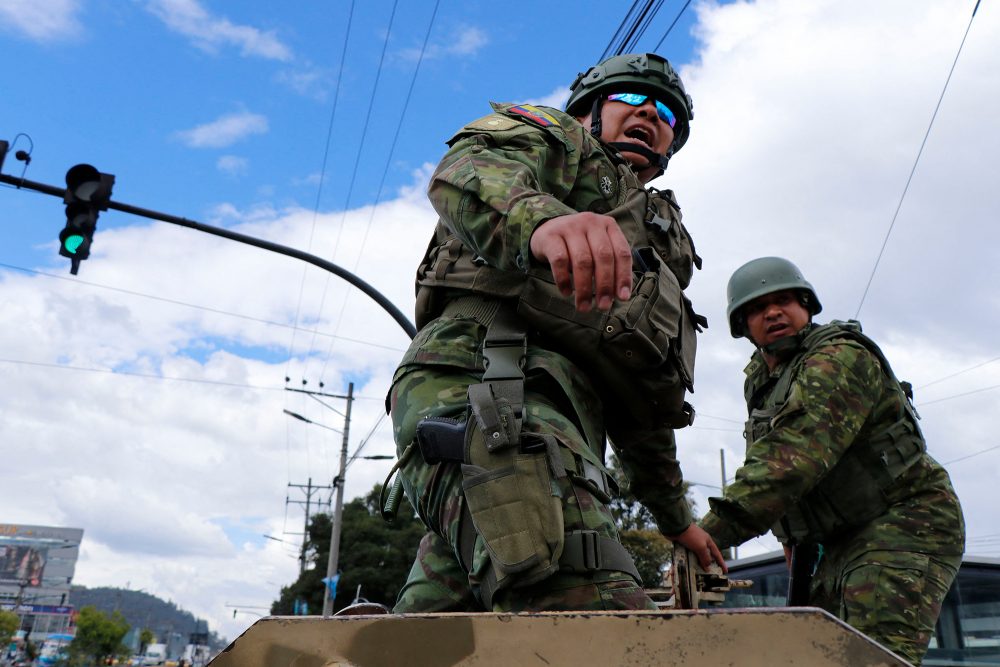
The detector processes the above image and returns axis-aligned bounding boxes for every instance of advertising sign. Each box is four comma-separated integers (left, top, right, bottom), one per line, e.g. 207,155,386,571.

0,544,47,587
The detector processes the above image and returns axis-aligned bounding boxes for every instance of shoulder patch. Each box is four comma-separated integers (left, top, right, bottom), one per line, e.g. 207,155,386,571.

462,113,522,133
506,104,559,128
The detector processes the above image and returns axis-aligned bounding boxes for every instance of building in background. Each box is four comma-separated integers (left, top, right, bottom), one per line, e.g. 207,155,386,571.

0,524,84,642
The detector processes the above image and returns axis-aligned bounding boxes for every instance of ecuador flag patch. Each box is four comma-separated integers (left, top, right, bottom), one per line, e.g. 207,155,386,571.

508,104,559,128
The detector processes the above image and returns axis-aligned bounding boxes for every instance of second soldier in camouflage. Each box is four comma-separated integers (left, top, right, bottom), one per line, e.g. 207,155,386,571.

699,257,965,666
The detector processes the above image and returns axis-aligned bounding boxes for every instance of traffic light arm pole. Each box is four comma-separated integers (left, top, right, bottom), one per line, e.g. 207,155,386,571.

0,172,417,339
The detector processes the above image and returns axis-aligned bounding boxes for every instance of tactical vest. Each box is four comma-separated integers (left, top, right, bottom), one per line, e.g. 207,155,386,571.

744,321,926,543
415,154,704,429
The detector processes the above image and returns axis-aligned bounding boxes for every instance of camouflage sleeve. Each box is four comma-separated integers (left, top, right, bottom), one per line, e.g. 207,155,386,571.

427,128,580,272
609,423,693,536
700,342,884,550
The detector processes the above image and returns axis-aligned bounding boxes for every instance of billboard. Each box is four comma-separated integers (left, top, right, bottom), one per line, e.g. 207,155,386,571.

0,525,83,593
0,544,47,587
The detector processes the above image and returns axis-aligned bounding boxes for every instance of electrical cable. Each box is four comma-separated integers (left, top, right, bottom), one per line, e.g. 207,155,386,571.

299,0,401,381
318,0,441,381
653,0,694,52
0,260,405,353
601,1,643,61
282,0,357,382
0,355,388,403
345,412,389,470
616,0,659,56
626,0,665,53
917,382,1000,407
916,355,1000,390
942,443,1000,467
854,0,981,319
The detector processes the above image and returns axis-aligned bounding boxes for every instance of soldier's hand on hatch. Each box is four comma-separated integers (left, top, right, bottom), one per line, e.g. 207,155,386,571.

529,212,632,313
670,524,728,572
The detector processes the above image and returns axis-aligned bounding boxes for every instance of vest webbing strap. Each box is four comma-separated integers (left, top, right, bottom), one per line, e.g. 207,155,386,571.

468,302,526,451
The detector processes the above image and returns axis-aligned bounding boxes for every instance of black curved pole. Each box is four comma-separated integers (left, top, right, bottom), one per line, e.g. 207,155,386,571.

0,171,417,339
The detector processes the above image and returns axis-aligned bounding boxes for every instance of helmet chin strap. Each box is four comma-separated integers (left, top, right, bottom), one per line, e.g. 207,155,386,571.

589,96,672,174
606,142,671,172
759,322,815,357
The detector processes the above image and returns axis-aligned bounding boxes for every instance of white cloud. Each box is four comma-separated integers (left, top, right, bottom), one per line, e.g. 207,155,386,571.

525,86,571,111
275,64,331,101
448,26,488,55
3,0,997,644
175,111,269,148
398,24,489,61
0,0,80,41
216,154,248,176
146,0,292,61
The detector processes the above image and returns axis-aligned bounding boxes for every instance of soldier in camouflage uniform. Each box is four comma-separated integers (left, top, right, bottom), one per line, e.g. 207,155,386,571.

699,257,965,665
387,53,725,613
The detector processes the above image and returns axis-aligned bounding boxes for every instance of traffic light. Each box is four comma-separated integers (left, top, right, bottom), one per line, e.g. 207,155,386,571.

60,163,114,274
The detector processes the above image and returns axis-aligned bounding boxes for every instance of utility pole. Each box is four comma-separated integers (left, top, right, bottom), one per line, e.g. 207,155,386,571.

286,478,331,574
720,449,737,561
323,382,353,617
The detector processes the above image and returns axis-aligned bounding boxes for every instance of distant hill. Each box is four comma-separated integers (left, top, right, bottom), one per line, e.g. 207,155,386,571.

70,585,227,649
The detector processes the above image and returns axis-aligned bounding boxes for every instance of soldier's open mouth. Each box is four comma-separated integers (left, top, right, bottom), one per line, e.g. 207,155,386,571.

624,128,653,149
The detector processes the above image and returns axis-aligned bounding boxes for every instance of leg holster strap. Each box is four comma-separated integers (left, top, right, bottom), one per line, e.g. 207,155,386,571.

477,530,642,610
560,530,642,584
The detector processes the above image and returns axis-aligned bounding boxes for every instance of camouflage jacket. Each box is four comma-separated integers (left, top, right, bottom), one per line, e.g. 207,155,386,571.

394,103,699,535
700,324,965,554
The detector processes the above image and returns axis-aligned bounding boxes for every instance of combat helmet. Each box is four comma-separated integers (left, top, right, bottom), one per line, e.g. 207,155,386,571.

566,53,694,171
726,257,822,338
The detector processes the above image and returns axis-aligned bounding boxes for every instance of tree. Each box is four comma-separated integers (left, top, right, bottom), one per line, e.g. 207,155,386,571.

66,606,130,666
0,609,18,649
139,628,155,655
272,484,424,615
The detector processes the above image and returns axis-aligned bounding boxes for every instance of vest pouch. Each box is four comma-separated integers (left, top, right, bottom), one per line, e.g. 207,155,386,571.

461,425,564,589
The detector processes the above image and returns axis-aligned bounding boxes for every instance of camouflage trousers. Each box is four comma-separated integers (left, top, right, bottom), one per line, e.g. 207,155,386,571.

389,365,655,613
810,546,960,666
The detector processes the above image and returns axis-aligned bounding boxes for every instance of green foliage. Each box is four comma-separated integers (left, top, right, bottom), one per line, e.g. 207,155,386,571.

70,586,225,649
139,627,155,654
272,484,424,614
65,606,130,666
620,529,672,587
606,454,697,581
0,609,19,648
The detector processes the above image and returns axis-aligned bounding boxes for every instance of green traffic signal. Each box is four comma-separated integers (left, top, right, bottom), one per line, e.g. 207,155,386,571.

62,234,85,254
59,164,114,275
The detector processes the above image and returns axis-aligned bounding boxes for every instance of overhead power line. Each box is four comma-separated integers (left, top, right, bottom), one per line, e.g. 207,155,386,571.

855,0,982,318
301,0,401,380
917,382,1000,407
318,0,441,381
284,0,358,382
601,1,646,61
916,355,1000,390
653,0,694,52
617,0,661,55
0,356,387,401
0,260,405,353
942,443,1000,467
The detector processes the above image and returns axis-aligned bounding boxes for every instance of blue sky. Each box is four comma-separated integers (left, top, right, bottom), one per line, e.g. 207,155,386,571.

2,0,997,647
1,0,701,270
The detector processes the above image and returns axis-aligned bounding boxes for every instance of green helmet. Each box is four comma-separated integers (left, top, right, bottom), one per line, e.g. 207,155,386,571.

726,257,822,338
566,53,694,155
